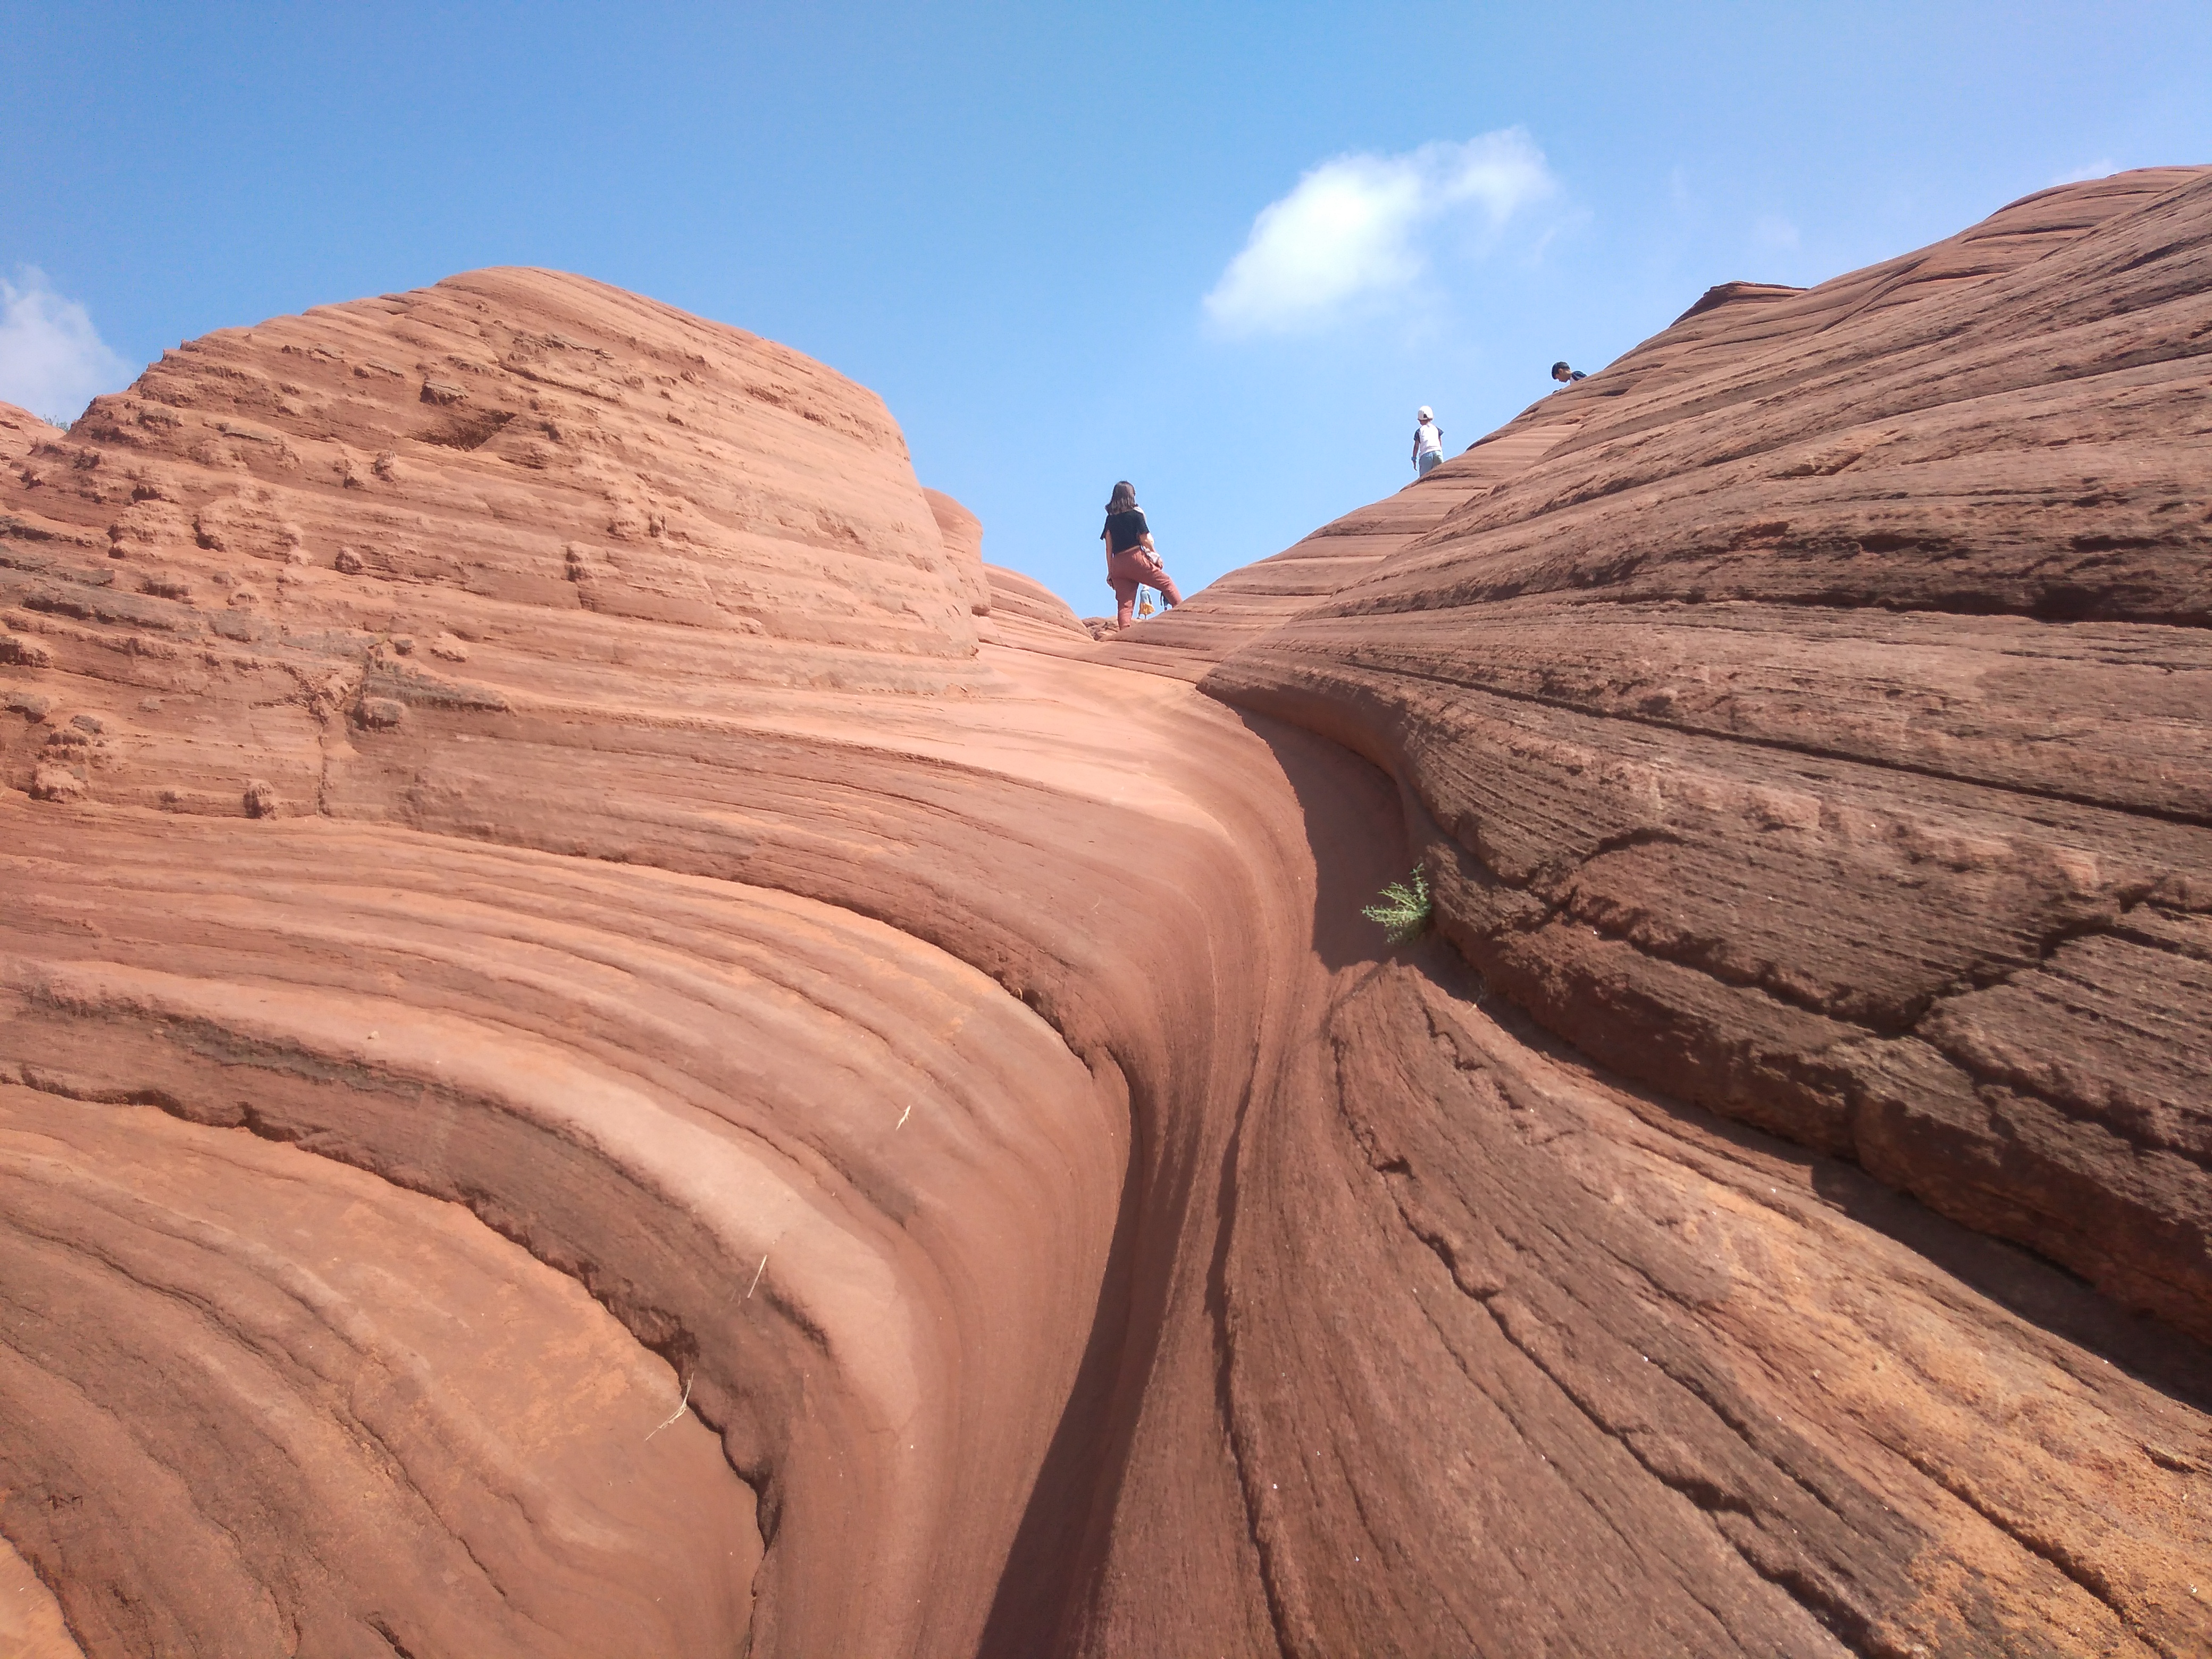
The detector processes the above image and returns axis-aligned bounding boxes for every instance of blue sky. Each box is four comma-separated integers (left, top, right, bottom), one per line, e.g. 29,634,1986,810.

5,2,2208,614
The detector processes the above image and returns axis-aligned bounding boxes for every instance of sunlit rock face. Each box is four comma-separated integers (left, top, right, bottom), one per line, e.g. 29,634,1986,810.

1208,166,2212,1347
3,173,2208,1659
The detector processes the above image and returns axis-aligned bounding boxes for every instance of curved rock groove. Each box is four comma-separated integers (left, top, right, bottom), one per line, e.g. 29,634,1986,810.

1,816,1121,1656
1,179,2208,1656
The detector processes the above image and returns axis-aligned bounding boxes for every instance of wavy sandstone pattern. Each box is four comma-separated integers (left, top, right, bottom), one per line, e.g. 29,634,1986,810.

1205,166,2212,1347
1,173,2208,1658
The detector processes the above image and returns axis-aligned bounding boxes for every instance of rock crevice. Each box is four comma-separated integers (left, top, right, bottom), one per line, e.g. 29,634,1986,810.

2,174,2209,1657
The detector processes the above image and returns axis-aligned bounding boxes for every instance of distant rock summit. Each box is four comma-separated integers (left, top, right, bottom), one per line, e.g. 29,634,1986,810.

3,170,2207,1658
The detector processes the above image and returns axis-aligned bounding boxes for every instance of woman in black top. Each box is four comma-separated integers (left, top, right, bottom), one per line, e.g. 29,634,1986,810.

1100,480,1183,630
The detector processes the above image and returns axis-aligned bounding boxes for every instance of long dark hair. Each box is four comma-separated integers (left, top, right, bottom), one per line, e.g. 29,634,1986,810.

1105,480,1138,514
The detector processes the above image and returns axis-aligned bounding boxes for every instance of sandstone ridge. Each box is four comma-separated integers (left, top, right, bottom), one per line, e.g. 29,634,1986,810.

2,174,2209,1658
1201,165,2212,1347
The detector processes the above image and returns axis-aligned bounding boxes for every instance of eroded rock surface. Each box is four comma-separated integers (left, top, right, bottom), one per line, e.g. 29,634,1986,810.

2,179,2208,1658
1208,166,2212,1348
984,562,1091,642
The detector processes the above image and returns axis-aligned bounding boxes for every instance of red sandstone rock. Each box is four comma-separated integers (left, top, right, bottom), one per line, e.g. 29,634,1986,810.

0,403,65,471
2,179,2208,1659
925,485,995,616
1108,412,1587,680
983,562,1087,636
0,1532,76,1658
1204,165,2212,1353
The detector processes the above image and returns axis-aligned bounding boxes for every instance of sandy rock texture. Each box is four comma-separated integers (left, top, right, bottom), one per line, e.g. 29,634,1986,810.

983,563,1091,642
0,404,68,471
925,485,996,618
1209,165,2212,1347
0,1532,77,1659
2,174,2209,1659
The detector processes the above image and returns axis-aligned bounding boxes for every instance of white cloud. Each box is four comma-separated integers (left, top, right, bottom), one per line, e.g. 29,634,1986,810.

1204,130,1556,336
2050,158,2116,187
0,267,137,426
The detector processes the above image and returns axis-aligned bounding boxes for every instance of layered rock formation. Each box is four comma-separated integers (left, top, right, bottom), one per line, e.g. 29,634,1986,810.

2,172,2208,1659
1206,165,2212,1347
925,485,996,618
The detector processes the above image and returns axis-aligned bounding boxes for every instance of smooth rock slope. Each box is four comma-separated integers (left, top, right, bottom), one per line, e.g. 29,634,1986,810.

2,173,2208,1658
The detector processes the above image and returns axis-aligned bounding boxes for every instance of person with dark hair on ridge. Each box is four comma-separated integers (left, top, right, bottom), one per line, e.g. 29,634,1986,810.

1100,480,1183,631
1551,361,1588,386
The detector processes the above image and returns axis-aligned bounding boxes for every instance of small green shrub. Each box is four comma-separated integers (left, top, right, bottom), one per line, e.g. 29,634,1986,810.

1362,864,1431,944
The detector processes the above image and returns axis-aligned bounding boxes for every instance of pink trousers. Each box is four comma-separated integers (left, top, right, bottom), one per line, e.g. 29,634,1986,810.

1107,547,1183,629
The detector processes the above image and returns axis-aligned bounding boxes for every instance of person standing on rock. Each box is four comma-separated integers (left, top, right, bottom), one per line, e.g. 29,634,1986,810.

1551,361,1588,386
1101,480,1183,631
1412,407,1444,478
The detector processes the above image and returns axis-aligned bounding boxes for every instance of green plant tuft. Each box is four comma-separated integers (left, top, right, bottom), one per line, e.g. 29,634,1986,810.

1362,863,1431,945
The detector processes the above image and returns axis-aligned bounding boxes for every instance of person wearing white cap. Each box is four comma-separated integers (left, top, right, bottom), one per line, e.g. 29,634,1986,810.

1412,406,1444,479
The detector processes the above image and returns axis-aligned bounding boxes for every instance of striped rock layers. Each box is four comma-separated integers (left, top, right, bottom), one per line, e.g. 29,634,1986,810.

3,174,2209,1657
